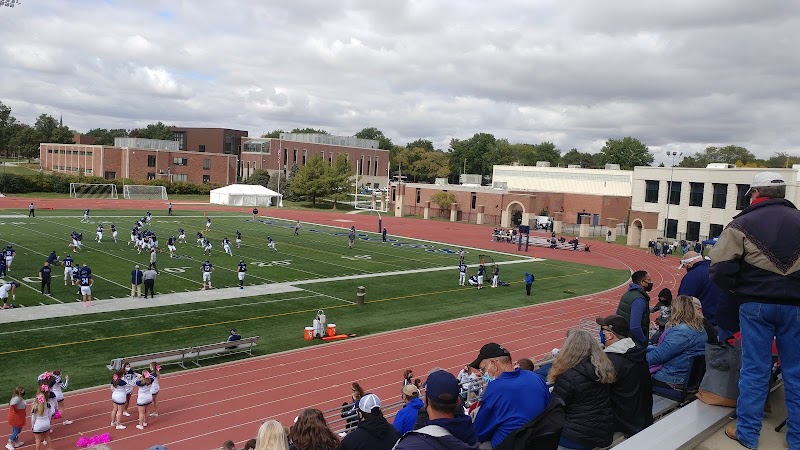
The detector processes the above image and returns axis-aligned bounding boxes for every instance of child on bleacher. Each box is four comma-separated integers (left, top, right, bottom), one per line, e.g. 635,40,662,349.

650,288,673,344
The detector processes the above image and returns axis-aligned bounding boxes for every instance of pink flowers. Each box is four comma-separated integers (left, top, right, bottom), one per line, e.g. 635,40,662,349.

76,433,111,447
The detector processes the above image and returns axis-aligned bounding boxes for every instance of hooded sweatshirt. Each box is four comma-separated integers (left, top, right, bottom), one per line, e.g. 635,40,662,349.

341,413,401,450
394,397,425,435
604,338,654,436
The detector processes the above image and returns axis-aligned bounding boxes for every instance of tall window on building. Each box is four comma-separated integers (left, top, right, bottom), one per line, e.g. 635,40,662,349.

416,188,421,204
303,150,307,165
202,175,210,184
203,159,211,170
328,152,333,165
686,221,701,241
709,223,724,238
712,183,728,209
471,193,477,209
645,180,659,203
374,157,379,176
224,134,234,154
147,155,156,167
198,145,206,152
689,183,704,207
359,156,364,176
173,132,186,150
736,184,751,210
668,181,682,205
665,219,678,239
367,156,372,176
293,149,297,164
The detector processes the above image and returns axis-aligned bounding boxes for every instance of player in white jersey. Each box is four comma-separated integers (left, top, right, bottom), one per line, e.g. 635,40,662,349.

81,209,90,223
223,238,233,256
205,217,211,231
458,262,467,286
201,260,214,289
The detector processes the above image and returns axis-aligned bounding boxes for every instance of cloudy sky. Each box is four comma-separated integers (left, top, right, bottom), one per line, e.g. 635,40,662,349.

1,0,799,163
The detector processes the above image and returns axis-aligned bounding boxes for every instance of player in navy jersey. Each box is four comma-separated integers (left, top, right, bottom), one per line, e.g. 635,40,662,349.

167,236,177,258
79,273,93,307
294,221,301,236
235,230,242,248
196,232,204,247
203,238,213,255
223,238,233,256
267,236,277,252
348,226,356,249
75,232,83,250
3,244,15,272
476,264,485,289
81,209,90,223
95,223,104,242
206,217,211,231
201,260,214,290
491,264,500,288
252,208,258,219
111,224,118,243
237,260,247,289
458,262,468,286
129,227,137,246
62,254,74,285
146,211,152,224
178,228,186,243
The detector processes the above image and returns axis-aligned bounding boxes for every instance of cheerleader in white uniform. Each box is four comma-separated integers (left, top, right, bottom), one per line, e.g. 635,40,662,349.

148,362,161,417
31,391,54,450
110,370,128,429
135,371,154,430
50,370,73,425
121,363,136,418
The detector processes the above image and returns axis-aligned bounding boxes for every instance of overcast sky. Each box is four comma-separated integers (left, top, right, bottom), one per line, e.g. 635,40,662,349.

2,0,799,164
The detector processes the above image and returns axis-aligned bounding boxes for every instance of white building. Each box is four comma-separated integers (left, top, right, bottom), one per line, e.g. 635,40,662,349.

628,165,800,247
492,165,633,197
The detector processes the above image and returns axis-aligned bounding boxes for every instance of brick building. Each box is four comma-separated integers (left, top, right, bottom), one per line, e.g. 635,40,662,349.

40,138,237,185
239,133,390,188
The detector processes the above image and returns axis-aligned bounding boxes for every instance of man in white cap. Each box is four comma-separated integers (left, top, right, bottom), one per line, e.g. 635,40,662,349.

677,251,723,327
341,393,400,450
709,171,800,449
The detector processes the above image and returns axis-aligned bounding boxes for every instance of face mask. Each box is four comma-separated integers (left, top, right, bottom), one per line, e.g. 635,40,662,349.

644,283,653,292
125,366,131,371
483,373,495,383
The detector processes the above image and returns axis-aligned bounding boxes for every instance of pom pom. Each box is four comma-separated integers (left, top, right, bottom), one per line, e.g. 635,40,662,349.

112,374,119,381
76,437,89,447
76,433,111,447
53,410,62,419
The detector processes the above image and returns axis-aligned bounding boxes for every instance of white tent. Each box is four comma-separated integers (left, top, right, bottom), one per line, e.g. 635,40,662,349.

209,184,282,207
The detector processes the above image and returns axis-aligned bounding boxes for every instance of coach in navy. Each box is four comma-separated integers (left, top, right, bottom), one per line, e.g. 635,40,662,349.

131,265,143,298
39,262,52,295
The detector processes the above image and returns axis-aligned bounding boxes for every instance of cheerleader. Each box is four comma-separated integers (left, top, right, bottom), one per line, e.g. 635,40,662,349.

134,371,154,430
50,370,72,425
121,362,136,419
148,362,161,417
110,370,127,429
31,390,54,450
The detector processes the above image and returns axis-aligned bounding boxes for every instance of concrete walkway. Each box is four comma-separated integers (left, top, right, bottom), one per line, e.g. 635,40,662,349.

0,258,539,324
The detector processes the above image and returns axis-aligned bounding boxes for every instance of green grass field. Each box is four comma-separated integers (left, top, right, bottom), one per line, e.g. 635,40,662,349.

0,208,630,402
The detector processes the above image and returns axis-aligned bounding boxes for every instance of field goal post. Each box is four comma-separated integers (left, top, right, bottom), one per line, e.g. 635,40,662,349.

353,192,388,213
123,185,168,200
69,183,118,199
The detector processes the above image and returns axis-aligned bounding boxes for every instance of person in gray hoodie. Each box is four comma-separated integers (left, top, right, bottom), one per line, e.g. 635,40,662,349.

393,370,478,450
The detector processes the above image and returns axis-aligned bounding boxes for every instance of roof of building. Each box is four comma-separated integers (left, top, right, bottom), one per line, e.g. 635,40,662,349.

492,165,633,197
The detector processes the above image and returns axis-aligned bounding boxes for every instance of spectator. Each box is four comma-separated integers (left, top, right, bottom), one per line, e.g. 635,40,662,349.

615,270,653,345
223,441,235,450
457,365,479,404
646,295,706,388
289,408,340,450
709,172,800,449
226,328,242,350
341,382,364,433
243,438,257,450
393,370,478,450
523,272,534,297
131,265,143,298
402,369,414,387
393,385,423,435
340,394,400,450
678,251,722,326
650,288,673,344
471,343,550,448
596,315,653,437
547,329,616,449
690,297,718,344
514,358,536,371
255,419,288,450
143,265,157,298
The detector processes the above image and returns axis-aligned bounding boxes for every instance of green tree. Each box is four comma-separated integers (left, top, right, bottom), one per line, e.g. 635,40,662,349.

765,152,800,168
411,150,450,183
535,141,561,166
560,148,596,167
85,128,129,146
355,127,393,150
678,145,757,167
0,101,18,156
327,153,355,209
8,124,40,160
449,133,497,181
405,139,435,152
261,129,284,138
290,127,328,134
245,169,271,187
34,114,73,145
136,121,175,140
430,191,456,210
291,155,330,205
598,137,654,170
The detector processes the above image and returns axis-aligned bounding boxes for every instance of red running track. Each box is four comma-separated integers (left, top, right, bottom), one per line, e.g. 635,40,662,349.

0,199,683,449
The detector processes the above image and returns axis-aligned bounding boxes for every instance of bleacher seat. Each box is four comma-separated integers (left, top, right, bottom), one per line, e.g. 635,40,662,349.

652,355,706,404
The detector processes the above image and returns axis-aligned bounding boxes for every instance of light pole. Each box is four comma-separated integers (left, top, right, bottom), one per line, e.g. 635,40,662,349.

663,151,682,241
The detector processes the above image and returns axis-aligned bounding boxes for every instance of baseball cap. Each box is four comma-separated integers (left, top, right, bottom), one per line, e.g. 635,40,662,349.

401,384,420,397
746,172,786,196
470,343,512,369
230,328,238,334
147,446,168,450
596,315,630,338
357,393,381,413
424,370,460,405
679,254,703,269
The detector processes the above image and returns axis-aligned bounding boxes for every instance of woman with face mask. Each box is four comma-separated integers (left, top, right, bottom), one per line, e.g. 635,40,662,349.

121,362,136,419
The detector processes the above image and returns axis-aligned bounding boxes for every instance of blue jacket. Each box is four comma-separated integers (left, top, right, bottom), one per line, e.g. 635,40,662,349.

474,369,550,448
646,323,706,385
678,260,721,325
131,269,143,285
393,397,424,435
524,272,534,285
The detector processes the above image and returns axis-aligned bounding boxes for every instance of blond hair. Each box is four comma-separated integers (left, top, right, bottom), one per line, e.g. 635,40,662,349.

548,329,616,384
669,295,704,331
255,419,289,450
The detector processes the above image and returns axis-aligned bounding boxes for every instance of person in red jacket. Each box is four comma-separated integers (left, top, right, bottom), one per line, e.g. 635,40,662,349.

6,386,26,450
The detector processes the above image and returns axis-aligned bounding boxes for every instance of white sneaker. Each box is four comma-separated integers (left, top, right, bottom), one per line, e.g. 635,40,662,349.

115,424,126,430
111,422,116,426
136,424,144,430
13,441,23,448
6,442,15,450
149,412,158,417
122,411,131,416
63,419,73,425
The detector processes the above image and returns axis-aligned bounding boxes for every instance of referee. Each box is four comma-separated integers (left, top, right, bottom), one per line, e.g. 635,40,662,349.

143,264,158,298
39,261,52,294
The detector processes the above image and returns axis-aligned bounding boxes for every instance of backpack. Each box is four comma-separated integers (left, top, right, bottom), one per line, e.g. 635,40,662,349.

493,396,565,450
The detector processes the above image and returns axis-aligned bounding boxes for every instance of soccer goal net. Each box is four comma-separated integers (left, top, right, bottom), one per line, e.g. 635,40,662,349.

123,185,169,200
353,192,388,212
69,183,118,199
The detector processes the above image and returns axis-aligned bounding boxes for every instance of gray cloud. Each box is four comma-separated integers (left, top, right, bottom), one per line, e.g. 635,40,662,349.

1,0,799,161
